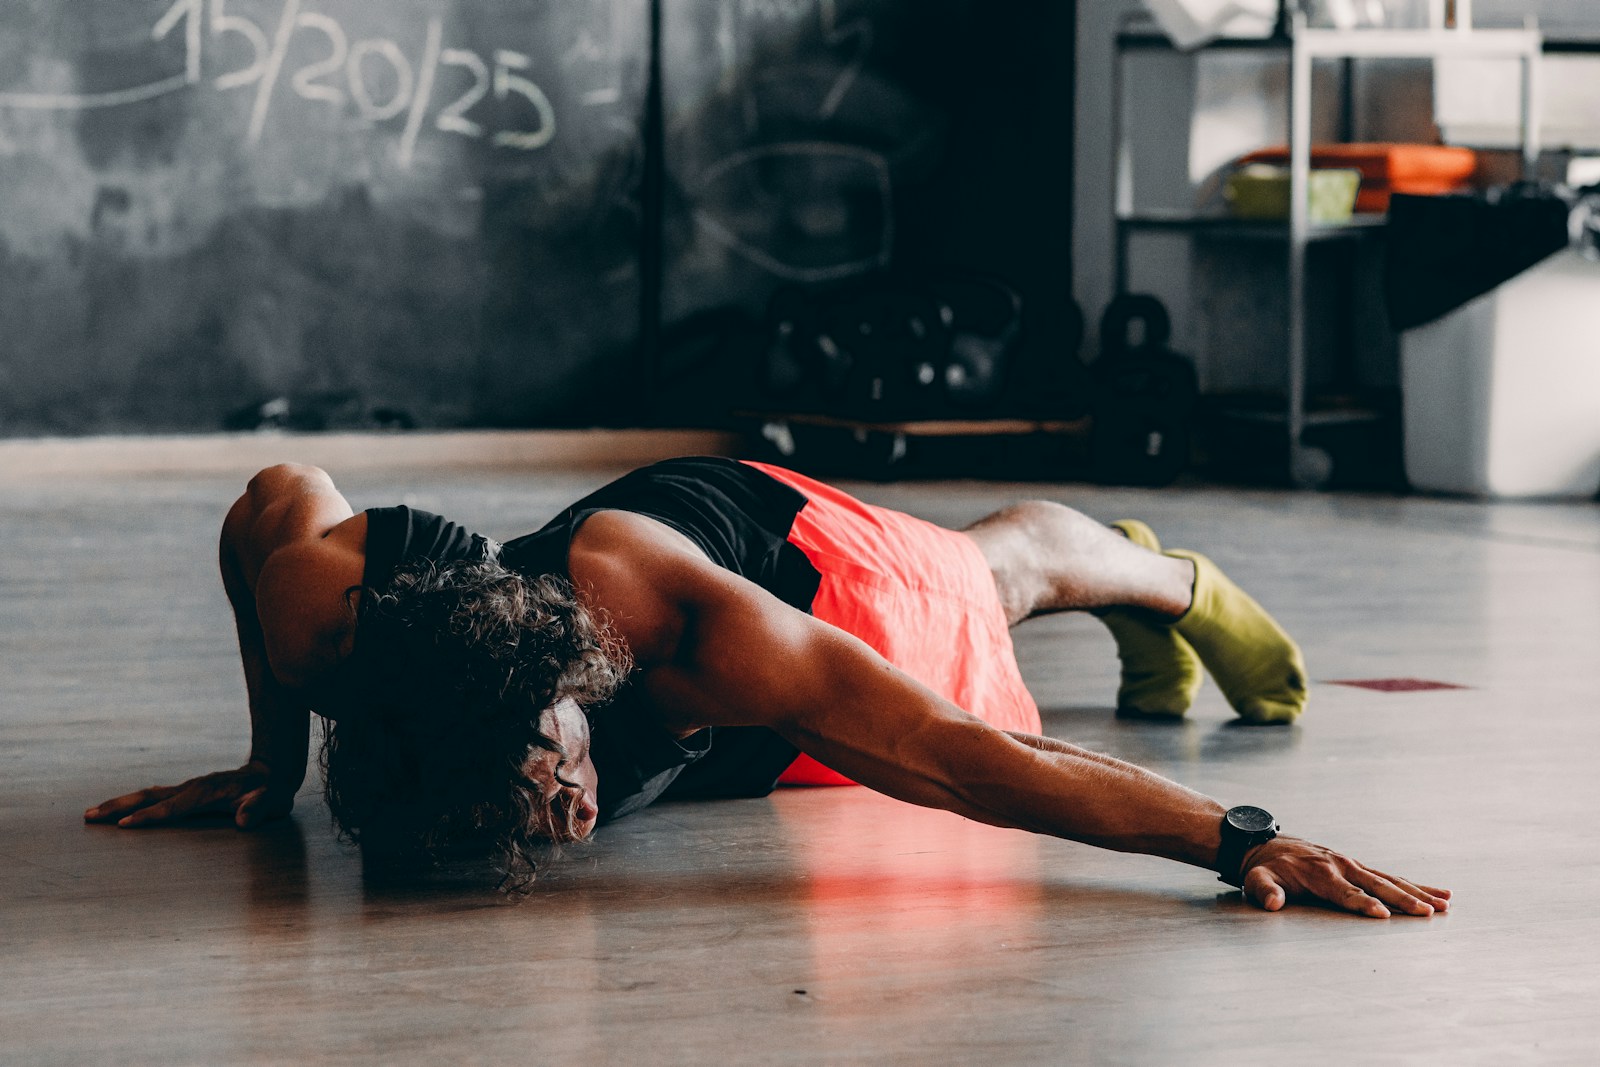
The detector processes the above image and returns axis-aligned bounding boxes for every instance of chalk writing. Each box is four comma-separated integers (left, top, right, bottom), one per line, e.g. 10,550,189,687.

0,0,590,169
817,0,870,119
437,49,489,138
713,0,867,120
693,142,893,282
396,17,442,165
739,0,813,21
210,0,270,92
685,1,892,280
248,0,303,144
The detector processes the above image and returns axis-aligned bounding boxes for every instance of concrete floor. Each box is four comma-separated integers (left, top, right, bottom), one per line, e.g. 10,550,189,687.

4,455,1599,1064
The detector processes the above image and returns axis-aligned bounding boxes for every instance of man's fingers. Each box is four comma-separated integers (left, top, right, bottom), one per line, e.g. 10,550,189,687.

1363,870,1452,908
235,787,269,829
1355,894,1390,919
116,799,181,828
235,787,292,829
89,768,279,829
1354,871,1435,917
1363,866,1451,912
1336,881,1391,919
1249,860,1391,918
85,786,176,821
1235,838,1452,920
1408,881,1451,905
116,783,219,827
84,785,181,823
1242,867,1287,912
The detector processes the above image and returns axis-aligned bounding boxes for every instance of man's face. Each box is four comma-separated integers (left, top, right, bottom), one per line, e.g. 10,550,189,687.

527,697,599,842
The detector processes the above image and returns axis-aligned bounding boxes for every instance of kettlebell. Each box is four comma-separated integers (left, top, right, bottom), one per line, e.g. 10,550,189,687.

1090,294,1198,487
761,287,822,402
927,275,1024,412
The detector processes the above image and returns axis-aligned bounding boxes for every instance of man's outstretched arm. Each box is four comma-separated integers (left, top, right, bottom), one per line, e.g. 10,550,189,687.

86,464,358,830
1001,731,1448,917
574,512,1449,919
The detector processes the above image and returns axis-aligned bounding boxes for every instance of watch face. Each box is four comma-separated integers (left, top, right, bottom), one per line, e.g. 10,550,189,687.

1226,805,1275,834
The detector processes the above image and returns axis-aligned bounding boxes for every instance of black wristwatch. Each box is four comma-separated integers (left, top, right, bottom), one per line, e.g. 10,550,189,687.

1216,805,1278,887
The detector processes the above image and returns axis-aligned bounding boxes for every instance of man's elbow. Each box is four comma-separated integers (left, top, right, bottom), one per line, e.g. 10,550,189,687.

246,463,330,499
234,464,334,529
220,464,332,568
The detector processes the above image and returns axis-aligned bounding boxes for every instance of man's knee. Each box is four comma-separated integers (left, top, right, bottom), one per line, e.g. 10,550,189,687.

970,500,1078,552
1006,499,1077,535
967,500,1072,623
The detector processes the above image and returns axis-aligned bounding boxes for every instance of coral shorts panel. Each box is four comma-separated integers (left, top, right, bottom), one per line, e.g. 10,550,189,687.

743,462,1042,786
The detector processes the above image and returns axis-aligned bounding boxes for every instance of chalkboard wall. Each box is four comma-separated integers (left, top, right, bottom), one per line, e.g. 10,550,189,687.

0,0,1075,437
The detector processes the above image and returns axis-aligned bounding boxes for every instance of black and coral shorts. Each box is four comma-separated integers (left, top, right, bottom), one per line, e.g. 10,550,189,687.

746,462,1042,785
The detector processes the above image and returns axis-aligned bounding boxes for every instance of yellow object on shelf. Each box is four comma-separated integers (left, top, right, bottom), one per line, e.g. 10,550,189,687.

1225,164,1362,223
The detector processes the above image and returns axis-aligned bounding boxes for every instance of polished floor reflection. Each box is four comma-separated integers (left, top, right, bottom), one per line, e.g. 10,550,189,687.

4,463,1598,1063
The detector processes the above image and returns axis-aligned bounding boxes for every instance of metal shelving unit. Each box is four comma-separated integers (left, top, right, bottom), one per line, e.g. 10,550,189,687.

1111,9,1543,486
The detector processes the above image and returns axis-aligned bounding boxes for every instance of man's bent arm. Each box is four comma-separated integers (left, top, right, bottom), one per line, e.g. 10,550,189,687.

87,464,356,829
217,463,362,794
219,500,310,793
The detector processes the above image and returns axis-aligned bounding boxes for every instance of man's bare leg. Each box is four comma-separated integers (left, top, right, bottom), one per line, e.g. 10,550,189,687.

963,501,1194,623
963,501,1308,723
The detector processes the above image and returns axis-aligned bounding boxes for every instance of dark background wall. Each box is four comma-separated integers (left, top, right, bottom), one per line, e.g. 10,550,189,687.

656,0,1081,425
0,0,1075,438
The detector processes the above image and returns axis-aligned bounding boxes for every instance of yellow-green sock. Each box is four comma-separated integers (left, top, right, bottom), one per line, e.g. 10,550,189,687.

1165,549,1308,724
1102,520,1203,718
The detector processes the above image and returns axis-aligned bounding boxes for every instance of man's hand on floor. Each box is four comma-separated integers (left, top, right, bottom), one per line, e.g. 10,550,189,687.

85,761,295,830
1240,835,1451,918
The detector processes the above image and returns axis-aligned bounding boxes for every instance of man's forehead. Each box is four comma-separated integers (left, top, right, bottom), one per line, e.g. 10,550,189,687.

540,696,588,738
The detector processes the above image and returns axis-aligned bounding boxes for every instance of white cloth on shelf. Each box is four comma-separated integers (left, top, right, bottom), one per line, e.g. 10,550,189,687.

1141,0,1278,50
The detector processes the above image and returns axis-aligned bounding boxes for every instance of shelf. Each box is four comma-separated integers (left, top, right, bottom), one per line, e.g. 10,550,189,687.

1111,12,1541,488
740,411,1089,437
1218,406,1383,427
1116,31,1291,52
1299,27,1542,60
1116,27,1542,61
1116,211,1387,241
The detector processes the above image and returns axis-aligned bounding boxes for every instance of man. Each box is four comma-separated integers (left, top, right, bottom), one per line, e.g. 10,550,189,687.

86,457,1449,919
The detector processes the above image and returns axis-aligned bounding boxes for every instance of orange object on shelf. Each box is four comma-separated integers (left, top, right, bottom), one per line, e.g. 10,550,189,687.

1238,143,1478,213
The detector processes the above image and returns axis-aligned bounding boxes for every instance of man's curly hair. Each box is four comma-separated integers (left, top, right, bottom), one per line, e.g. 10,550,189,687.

319,557,631,885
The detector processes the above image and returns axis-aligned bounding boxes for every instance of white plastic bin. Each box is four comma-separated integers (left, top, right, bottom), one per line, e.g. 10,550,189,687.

1401,249,1600,497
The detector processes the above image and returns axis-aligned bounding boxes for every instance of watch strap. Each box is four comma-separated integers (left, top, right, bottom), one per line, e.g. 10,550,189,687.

1216,806,1278,888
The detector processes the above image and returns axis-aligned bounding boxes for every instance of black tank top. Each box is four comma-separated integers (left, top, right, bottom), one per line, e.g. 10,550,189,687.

357,457,821,821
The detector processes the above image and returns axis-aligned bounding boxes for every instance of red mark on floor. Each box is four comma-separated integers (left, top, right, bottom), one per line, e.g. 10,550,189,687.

1327,678,1469,693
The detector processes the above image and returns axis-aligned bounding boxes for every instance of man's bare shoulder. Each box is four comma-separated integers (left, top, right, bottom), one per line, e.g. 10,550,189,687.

253,523,368,688
225,464,359,577
567,509,709,564
564,509,830,734
563,510,714,668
